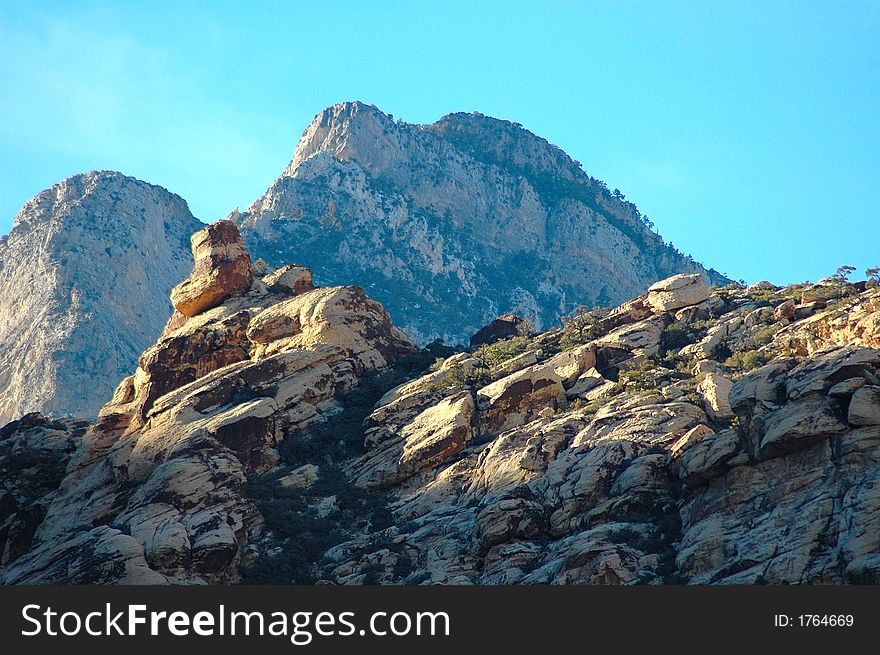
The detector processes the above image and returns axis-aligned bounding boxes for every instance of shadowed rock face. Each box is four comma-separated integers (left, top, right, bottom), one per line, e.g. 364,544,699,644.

0,414,88,565
469,314,532,348
236,101,728,346
0,171,204,426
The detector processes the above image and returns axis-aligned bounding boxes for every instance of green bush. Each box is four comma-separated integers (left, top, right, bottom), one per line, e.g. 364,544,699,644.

725,349,768,372
473,335,534,367
560,306,608,348
660,322,696,354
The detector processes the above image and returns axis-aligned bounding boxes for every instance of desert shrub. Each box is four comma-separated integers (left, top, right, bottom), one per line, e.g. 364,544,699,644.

725,349,768,372
560,306,608,348
752,324,781,347
473,335,534,367
659,322,693,353
423,362,492,392
617,360,670,393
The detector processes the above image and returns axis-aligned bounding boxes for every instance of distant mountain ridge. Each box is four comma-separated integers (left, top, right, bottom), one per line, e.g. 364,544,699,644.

0,171,202,425
0,102,727,425
237,101,728,345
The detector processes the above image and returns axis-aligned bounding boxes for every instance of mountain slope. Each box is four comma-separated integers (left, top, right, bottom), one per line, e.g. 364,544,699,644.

237,101,728,345
0,171,203,425
2,226,878,585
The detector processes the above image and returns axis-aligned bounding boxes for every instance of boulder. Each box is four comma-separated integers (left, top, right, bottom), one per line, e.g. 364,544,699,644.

170,221,253,318
565,368,605,399
848,386,880,426
828,378,866,397
674,430,739,487
246,286,417,367
262,264,314,295
279,464,320,489
697,373,734,421
477,366,566,433
669,424,715,457
469,314,532,348
475,495,547,551
594,316,665,357
729,360,796,412
758,395,848,458
543,344,597,387
679,315,742,360
773,299,796,321
646,274,711,312
355,391,475,488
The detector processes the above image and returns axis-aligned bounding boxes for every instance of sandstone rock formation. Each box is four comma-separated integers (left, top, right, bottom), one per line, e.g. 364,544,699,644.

306,276,880,585
0,172,203,425
236,101,728,345
170,221,253,317
0,223,415,583
646,273,711,312
2,228,878,586
0,156,880,584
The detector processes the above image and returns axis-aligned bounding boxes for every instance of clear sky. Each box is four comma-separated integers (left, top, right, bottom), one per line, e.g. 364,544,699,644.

1,0,877,284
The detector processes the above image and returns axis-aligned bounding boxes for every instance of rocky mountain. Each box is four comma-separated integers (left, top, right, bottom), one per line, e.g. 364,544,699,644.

3,223,878,585
0,171,203,426
236,101,728,345
0,103,729,427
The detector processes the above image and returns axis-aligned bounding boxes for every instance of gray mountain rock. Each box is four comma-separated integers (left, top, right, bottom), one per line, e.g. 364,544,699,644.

0,171,203,425
237,101,728,345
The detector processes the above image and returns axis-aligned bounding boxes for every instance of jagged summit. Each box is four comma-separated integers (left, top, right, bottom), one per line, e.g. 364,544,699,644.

0,171,203,424
283,101,397,175
238,102,728,346
0,103,730,424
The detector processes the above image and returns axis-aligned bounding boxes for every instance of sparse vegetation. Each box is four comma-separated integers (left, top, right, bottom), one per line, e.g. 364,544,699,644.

472,335,534,367
430,362,492,390
560,306,608,348
832,265,856,284
241,351,435,584
659,321,694,354
617,360,670,393
724,349,768,372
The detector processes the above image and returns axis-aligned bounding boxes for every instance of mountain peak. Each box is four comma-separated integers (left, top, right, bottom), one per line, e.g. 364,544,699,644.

285,101,397,175
11,170,190,232
239,102,727,346
0,172,203,424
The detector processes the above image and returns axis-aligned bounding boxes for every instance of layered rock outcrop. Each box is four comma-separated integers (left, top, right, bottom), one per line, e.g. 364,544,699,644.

307,277,880,585
2,231,878,585
0,172,203,425
0,186,880,584
0,222,415,583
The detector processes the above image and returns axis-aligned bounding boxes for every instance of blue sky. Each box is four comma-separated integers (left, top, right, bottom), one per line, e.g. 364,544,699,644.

1,0,877,284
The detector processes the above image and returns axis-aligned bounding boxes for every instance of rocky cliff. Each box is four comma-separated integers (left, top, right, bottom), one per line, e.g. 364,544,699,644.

236,101,728,345
0,103,729,426
0,171,203,425
0,221,417,582
2,226,878,585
